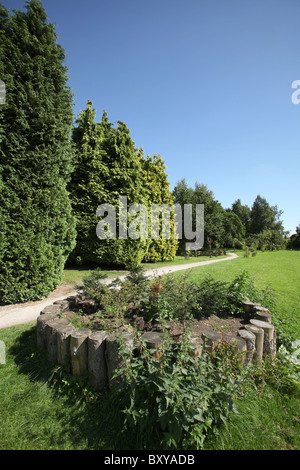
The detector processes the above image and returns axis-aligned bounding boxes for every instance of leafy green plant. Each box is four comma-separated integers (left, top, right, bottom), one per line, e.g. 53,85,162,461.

141,273,197,323
79,268,108,307
193,275,228,318
113,332,243,450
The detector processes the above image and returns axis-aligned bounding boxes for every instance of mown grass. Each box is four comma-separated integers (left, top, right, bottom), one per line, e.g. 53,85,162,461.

0,250,299,450
63,254,229,286
204,382,300,450
169,250,300,339
0,324,127,450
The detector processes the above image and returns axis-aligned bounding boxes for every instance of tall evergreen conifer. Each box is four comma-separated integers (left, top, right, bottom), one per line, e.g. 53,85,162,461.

0,1,76,303
69,102,150,266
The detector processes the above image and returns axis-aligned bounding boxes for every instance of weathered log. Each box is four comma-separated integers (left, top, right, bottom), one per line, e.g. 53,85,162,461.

254,308,272,323
65,296,78,309
40,304,62,316
224,334,247,352
88,331,108,390
105,332,134,388
242,300,261,317
223,335,247,365
57,325,76,366
245,324,264,361
53,299,70,312
238,329,256,364
141,332,165,360
46,318,71,364
188,336,203,358
37,312,59,349
70,328,92,376
250,319,275,357
201,330,222,353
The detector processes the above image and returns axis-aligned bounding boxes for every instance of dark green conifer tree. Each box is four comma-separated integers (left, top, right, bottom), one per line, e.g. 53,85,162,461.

0,1,76,303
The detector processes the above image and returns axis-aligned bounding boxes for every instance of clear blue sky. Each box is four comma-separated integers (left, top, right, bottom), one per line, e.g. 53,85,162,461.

4,0,300,234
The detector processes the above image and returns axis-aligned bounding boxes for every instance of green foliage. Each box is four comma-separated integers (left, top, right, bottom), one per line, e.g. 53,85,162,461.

70,102,178,267
172,179,245,251
287,224,300,250
141,273,197,323
141,154,178,262
172,184,285,252
80,268,108,308
0,1,76,303
193,275,229,318
113,333,244,450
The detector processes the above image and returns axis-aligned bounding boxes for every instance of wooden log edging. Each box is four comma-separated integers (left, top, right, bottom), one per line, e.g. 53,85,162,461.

37,296,277,390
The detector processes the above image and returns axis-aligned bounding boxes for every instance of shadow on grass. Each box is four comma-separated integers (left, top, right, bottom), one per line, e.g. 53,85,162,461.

8,325,135,450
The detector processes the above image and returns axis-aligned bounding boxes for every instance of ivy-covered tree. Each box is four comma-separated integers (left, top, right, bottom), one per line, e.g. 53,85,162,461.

69,102,150,267
0,1,76,303
141,153,178,262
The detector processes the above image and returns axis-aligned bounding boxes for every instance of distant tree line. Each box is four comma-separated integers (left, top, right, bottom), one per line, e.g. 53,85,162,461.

286,224,300,250
0,0,293,305
172,180,286,252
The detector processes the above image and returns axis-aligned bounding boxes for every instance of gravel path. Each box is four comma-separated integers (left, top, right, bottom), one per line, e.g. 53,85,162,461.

0,252,238,329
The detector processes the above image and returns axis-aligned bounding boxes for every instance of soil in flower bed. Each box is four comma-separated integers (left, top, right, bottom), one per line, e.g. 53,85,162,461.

60,298,247,343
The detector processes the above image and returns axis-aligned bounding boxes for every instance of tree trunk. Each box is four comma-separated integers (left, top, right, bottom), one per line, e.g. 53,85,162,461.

70,328,92,376
88,330,108,390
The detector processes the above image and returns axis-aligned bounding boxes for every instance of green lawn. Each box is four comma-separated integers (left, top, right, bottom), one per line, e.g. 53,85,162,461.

63,267,128,286
63,253,229,286
169,250,300,338
0,323,124,450
0,250,299,450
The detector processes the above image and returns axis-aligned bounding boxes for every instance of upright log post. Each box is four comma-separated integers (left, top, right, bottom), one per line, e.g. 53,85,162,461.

70,328,92,376
88,331,108,390
201,330,222,353
46,318,70,364
250,319,276,357
141,332,165,360
105,332,134,388
245,324,264,362
238,329,256,365
37,312,59,349
57,325,76,366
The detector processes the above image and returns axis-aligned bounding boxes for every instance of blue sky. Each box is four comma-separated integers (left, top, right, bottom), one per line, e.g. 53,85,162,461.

4,0,300,234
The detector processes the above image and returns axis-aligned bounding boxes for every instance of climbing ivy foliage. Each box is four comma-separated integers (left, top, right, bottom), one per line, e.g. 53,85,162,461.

0,1,76,303
68,101,178,266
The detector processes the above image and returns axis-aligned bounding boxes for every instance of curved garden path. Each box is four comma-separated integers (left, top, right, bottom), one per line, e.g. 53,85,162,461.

0,252,238,329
